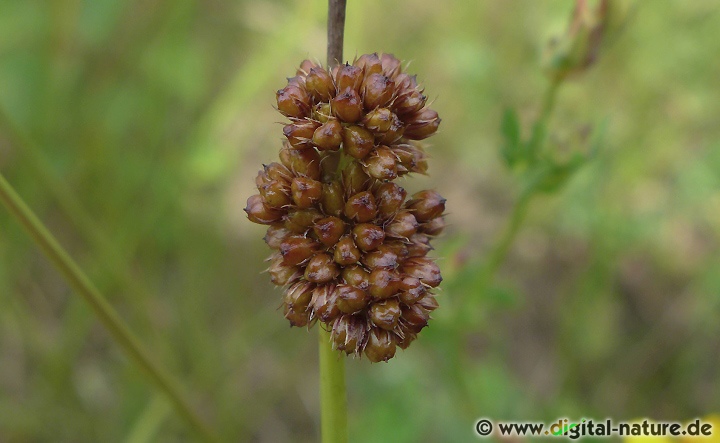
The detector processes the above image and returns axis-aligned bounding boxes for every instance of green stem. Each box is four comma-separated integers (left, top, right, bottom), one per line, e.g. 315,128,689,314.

483,191,533,281
527,79,561,161
0,173,218,443
319,327,348,443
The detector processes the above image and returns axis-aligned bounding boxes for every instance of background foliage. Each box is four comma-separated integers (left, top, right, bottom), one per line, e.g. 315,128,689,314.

1,0,719,441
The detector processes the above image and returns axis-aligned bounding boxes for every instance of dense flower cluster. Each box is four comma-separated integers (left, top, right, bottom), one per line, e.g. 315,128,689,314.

245,53,445,362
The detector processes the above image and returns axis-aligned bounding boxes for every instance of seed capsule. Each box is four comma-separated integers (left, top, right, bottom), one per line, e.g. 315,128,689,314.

279,146,322,180
332,87,363,123
420,216,446,236
312,118,343,151
284,304,310,327
368,268,401,299
291,176,322,208
245,194,283,224
401,302,431,333
264,225,292,249
395,327,417,350
405,190,446,221
354,53,383,76
264,162,294,184
362,107,393,133
334,63,364,92
364,328,396,362
407,233,433,257
276,85,310,118
362,73,394,110
320,181,345,217
279,235,318,266
352,223,385,251
284,281,314,310
305,67,334,101
332,314,366,354
335,285,370,314
334,235,362,265
374,182,407,217
398,276,426,304
312,102,333,123
284,208,322,233
394,89,426,116
403,108,441,140
269,255,300,286
313,216,346,247
283,120,320,149
385,210,418,239
259,179,292,208
304,253,340,283
375,112,404,144
341,161,371,197
401,257,442,288
369,298,401,330
311,284,340,323
342,265,371,290
345,191,378,223
297,59,317,75
363,146,398,180
342,125,375,159
380,53,402,78
361,244,398,269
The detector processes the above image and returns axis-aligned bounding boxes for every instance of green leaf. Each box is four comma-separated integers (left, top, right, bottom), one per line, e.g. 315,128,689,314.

499,108,522,168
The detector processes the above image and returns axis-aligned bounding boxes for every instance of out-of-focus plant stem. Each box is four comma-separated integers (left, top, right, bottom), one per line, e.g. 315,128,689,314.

0,173,219,443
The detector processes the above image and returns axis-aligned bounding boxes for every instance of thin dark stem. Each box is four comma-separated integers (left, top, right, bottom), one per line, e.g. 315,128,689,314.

327,0,347,67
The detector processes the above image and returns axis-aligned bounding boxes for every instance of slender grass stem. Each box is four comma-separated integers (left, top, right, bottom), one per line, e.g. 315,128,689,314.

0,173,218,443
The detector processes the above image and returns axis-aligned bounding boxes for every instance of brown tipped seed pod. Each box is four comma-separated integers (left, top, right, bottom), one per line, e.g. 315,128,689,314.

362,73,395,110
305,67,334,101
405,190,446,221
334,63,364,92
374,182,407,217
342,125,375,159
335,285,370,314
332,87,363,123
334,235,362,265
291,177,322,208
344,191,378,223
352,223,385,251
246,54,445,361
364,328,396,362
312,118,343,151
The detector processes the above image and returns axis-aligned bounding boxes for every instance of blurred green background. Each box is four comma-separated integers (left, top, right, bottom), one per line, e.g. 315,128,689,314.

1,0,719,441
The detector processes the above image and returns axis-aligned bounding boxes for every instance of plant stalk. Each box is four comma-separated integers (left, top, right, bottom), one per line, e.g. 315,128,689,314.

318,1,349,443
0,172,218,443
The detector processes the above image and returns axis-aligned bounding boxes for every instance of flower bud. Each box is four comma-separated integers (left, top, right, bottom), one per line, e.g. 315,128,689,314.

368,268,401,299
311,284,340,323
331,87,363,123
403,108,441,140
279,235,318,266
313,216,346,247
342,125,375,159
276,84,310,118
334,235,362,265
352,223,385,251
374,182,407,217
279,145,322,180
304,253,340,283
398,276,426,304
312,118,343,151
320,181,345,217
284,208,322,233
405,190,446,221
264,225,292,249
361,244,398,269
420,216,446,236
363,146,398,180
354,52,383,76
341,161,371,197
385,210,418,238
364,328,396,362
259,179,292,208
284,281,313,310
345,191,378,223
334,63,363,92
362,73,394,110
283,120,320,149
342,265,370,290
380,53,402,78
369,298,401,330
291,176,322,208
245,194,283,224
332,314,365,354
305,67,334,101
335,285,370,314
401,257,442,288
